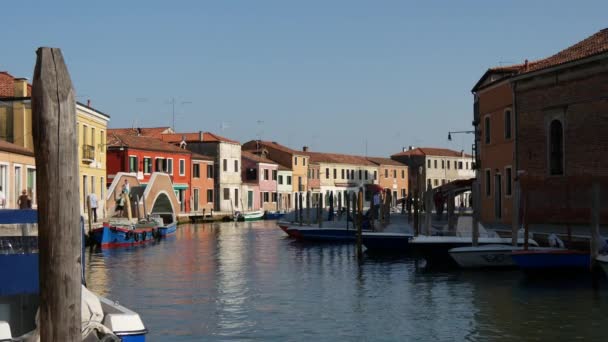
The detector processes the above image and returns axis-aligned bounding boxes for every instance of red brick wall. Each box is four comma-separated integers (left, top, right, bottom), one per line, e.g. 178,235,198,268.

0,73,15,97
516,69,608,178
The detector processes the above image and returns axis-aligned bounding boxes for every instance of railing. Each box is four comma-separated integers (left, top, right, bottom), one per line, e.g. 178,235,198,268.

82,144,95,163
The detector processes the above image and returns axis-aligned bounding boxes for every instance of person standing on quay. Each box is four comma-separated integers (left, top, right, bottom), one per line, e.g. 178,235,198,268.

18,190,31,209
89,192,98,222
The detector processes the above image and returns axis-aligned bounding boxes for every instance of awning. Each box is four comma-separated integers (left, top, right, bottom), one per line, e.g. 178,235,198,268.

173,184,189,190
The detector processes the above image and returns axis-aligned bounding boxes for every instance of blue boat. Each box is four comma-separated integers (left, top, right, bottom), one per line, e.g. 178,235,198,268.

0,209,148,341
361,232,413,253
511,249,591,271
92,223,158,248
264,211,285,220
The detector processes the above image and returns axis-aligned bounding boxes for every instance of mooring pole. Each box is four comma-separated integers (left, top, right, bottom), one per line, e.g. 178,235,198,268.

591,181,601,271
306,191,311,226
298,192,303,226
32,47,81,341
294,192,299,223
357,189,363,260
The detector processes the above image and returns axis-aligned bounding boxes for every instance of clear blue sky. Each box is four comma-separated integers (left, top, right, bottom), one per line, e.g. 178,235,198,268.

3,1,606,156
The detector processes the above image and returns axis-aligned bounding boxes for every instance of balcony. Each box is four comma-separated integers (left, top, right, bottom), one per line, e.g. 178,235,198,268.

82,144,95,163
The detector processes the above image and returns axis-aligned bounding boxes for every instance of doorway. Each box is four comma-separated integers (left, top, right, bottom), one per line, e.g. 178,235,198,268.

248,190,253,210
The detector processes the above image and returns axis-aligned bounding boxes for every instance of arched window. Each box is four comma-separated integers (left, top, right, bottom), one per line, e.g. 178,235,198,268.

549,120,564,175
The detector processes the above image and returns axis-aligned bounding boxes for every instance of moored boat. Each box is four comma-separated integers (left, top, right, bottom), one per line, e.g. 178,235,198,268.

597,254,608,275
236,210,264,221
361,232,413,253
410,235,536,265
92,223,158,248
448,244,543,269
511,249,591,272
135,213,177,237
264,211,285,220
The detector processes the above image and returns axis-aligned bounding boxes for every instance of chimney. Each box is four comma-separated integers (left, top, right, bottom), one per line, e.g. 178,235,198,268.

199,131,203,141
13,78,27,97
137,127,142,136
460,150,465,157
524,59,529,71
409,146,415,151
87,99,91,107
303,146,308,152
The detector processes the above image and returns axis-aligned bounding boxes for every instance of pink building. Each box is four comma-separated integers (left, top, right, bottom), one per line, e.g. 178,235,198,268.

241,151,278,212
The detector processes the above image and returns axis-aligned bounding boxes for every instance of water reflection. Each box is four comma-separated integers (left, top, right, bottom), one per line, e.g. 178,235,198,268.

85,221,608,341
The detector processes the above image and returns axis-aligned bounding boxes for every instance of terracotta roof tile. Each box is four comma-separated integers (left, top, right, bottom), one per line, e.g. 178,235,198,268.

391,147,472,158
242,140,302,155
0,140,34,157
107,133,191,154
365,157,408,167
302,151,376,166
526,28,608,73
160,133,201,143
191,152,214,161
241,151,278,165
108,127,173,138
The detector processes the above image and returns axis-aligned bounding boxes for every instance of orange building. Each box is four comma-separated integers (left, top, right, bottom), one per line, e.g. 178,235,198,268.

190,153,215,212
472,65,520,226
366,157,408,205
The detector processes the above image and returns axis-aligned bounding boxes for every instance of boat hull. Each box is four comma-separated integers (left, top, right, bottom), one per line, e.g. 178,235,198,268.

449,245,520,268
597,255,608,276
361,232,412,253
410,236,527,265
511,249,591,271
92,225,156,248
264,212,285,220
158,222,177,236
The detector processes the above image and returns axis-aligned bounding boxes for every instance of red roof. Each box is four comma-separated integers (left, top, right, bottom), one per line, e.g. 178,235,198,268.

107,133,191,154
365,157,408,167
303,151,376,166
241,151,278,165
108,127,173,139
0,140,34,157
0,72,32,97
243,140,303,155
160,133,202,143
526,28,608,73
391,147,472,158
191,153,214,161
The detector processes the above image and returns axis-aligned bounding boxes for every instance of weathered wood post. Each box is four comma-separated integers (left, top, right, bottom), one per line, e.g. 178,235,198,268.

511,180,520,247
447,190,455,232
345,192,350,229
306,191,310,225
472,180,480,247
294,192,299,223
386,190,392,225
356,189,363,260
413,190,419,236
87,195,93,234
298,192,303,226
407,192,412,223
135,194,141,220
523,191,529,251
32,47,81,341
317,195,323,228
425,187,433,236
590,181,601,270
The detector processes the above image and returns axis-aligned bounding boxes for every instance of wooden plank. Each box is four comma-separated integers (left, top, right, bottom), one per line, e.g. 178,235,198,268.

32,47,81,341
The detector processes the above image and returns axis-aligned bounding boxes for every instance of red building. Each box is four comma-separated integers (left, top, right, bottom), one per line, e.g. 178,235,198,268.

106,132,193,213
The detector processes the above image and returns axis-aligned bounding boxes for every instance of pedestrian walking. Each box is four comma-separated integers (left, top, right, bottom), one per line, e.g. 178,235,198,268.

18,190,31,209
89,193,98,222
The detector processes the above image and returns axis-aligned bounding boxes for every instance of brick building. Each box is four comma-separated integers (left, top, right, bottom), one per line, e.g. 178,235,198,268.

366,157,409,205
191,153,215,212
472,65,520,225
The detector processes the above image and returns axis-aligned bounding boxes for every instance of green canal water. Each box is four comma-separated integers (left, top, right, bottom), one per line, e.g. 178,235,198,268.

85,221,608,341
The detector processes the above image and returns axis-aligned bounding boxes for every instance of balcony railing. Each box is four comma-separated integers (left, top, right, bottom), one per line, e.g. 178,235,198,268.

82,144,95,163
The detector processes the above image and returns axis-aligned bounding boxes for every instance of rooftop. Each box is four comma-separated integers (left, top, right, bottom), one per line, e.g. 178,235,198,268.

391,147,473,158
365,157,408,167
0,140,34,157
0,71,32,97
107,133,191,154
108,127,174,139
191,152,214,161
241,150,278,165
243,140,303,156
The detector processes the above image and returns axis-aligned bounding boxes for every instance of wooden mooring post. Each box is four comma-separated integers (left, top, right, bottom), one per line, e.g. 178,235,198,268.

317,195,323,228
32,47,81,341
590,181,601,271
298,192,303,226
294,192,299,223
306,191,311,225
356,189,363,260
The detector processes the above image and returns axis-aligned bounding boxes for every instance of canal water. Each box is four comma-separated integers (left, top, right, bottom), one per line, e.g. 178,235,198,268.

85,221,608,341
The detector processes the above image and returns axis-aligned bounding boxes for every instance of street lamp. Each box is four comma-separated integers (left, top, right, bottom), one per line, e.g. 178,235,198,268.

447,130,475,141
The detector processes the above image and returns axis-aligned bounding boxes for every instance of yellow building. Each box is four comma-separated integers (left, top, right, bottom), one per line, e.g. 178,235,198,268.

0,72,110,218
0,140,36,209
76,103,110,219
